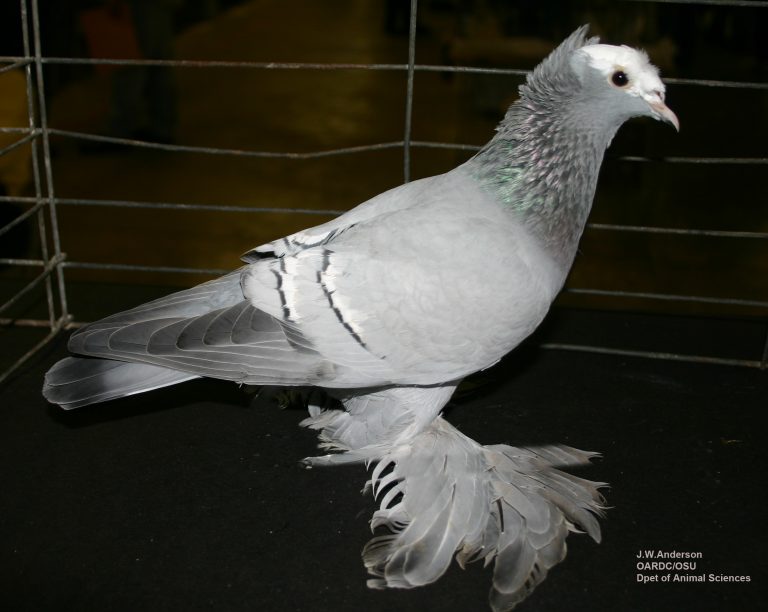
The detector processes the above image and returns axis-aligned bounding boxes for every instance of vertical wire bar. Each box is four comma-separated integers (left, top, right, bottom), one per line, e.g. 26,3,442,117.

761,327,768,370
402,0,418,183
29,0,69,321
0,326,62,387
19,0,55,327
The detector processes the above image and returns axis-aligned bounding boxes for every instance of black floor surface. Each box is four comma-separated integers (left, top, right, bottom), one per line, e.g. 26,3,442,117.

1,316,766,611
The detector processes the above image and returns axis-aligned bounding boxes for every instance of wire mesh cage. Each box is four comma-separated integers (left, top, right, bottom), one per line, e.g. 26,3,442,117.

1,0,767,388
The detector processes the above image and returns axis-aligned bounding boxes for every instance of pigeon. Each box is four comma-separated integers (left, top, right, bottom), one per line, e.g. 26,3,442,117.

43,26,678,611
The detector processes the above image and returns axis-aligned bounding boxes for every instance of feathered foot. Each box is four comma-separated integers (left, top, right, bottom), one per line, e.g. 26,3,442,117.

303,412,606,612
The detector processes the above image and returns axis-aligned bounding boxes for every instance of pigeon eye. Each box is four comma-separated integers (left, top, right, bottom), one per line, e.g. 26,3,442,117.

611,70,629,87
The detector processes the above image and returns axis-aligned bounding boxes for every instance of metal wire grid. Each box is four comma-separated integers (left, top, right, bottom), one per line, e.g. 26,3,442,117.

1,0,767,386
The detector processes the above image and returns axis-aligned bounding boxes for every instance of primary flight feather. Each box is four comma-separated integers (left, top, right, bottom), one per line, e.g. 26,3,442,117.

43,26,677,611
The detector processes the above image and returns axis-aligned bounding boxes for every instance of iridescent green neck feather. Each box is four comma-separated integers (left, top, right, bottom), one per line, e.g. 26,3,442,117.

464,26,623,271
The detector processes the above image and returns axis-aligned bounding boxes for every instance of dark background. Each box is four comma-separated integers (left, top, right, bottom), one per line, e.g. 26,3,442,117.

1,1,766,611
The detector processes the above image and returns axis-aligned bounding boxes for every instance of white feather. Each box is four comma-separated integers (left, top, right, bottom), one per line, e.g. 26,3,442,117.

302,387,605,612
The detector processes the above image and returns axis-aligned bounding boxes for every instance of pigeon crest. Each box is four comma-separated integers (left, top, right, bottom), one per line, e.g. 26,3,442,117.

512,25,600,124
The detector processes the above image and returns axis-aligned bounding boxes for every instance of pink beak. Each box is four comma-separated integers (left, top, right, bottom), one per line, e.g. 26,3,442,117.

649,99,680,132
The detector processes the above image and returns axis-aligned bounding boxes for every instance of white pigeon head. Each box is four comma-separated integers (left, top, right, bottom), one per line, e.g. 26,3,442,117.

573,41,679,131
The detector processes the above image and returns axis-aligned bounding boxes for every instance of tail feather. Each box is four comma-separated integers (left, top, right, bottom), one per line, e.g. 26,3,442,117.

43,356,198,410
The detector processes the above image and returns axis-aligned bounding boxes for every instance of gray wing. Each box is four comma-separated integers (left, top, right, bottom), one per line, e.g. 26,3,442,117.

67,270,320,379
43,270,334,408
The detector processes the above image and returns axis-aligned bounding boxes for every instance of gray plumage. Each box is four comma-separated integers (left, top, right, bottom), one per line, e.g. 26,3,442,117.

43,26,677,611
